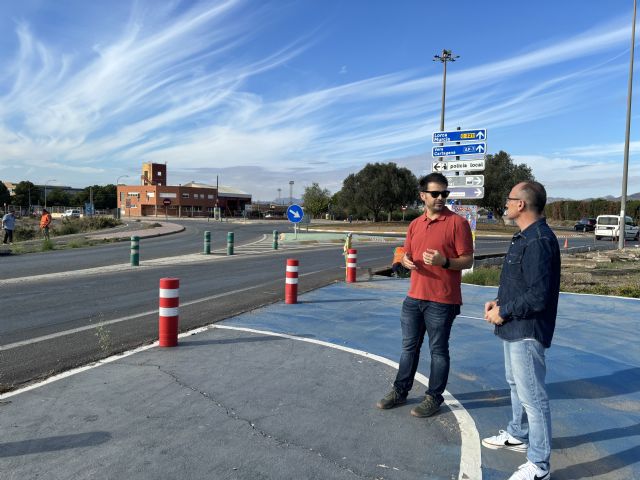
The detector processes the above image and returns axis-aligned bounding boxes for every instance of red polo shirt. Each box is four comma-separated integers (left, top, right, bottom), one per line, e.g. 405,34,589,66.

403,208,474,304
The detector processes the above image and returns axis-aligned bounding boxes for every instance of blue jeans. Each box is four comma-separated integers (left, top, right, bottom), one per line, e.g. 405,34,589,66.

393,297,458,404
504,339,552,471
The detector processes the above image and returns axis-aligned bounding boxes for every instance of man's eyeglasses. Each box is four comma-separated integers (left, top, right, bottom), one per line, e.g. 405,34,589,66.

422,190,450,199
506,197,522,202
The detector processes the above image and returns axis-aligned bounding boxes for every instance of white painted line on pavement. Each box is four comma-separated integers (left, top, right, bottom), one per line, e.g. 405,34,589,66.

212,325,482,480
0,263,350,351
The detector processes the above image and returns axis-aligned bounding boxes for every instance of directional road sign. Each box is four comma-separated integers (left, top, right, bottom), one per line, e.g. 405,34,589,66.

432,129,487,143
446,175,484,187
448,187,485,199
432,159,485,172
287,204,304,223
432,143,486,158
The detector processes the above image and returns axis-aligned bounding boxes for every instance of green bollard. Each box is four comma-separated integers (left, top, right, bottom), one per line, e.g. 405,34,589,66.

130,235,140,266
227,232,234,255
204,231,211,254
273,230,279,250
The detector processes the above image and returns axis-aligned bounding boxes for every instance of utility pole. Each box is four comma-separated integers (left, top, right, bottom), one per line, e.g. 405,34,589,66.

619,0,636,250
289,180,294,205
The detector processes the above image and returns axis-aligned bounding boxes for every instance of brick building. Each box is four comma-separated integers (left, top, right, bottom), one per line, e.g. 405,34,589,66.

117,163,251,217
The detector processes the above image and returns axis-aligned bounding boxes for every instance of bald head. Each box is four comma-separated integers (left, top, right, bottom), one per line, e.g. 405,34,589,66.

515,181,547,215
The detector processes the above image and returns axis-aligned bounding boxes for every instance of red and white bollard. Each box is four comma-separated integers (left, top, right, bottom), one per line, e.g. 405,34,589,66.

346,248,357,283
285,259,299,304
159,277,180,347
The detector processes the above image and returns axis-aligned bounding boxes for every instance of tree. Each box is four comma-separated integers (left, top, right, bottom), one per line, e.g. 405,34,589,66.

46,188,71,207
0,181,10,207
336,163,418,222
73,185,117,209
13,181,40,208
301,183,331,218
479,151,534,220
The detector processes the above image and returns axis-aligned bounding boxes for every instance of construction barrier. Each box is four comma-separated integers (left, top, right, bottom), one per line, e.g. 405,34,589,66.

130,236,140,266
285,259,299,304
159,277,179,347
346,248,357,283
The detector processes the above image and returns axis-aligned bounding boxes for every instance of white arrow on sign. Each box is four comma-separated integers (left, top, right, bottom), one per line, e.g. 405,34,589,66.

475,144,485,153
476,130,485,139
290,210,301,218
433,162,447,172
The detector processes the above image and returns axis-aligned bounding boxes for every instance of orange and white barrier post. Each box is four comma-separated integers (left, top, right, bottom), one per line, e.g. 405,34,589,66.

159,277,179,347
346,248,357,283
285,259,299,304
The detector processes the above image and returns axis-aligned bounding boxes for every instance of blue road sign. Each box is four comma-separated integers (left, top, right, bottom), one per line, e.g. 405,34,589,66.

448,187,485,199
432,129,487,143
287,204,304,223
432,143,486,158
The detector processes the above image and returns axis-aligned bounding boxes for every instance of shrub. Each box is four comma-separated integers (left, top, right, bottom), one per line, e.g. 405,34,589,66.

462,267,501,286
41,239,55,251
14,225,38,241
55,220,81,236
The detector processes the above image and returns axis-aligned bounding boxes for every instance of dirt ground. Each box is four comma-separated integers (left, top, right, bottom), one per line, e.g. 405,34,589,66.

560,249,640,297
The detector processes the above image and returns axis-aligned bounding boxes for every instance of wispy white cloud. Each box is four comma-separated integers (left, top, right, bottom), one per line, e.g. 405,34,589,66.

0,1,636,201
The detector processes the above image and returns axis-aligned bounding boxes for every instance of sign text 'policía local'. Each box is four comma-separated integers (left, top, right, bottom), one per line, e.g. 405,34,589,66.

432,143,486,158
432,129,486,143
432,159,485,172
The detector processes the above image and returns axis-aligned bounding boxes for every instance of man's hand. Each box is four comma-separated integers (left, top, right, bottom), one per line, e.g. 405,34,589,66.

484,303,505,325
423,248,446,267
401,253,417,270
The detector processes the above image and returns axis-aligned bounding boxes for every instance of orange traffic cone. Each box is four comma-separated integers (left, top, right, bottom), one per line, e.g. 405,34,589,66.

564,237,568,249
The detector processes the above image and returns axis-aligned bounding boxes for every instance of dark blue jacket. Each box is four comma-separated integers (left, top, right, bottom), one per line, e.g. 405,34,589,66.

495,218,561,348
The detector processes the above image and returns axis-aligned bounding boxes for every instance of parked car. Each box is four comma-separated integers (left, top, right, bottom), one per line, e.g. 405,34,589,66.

574,218,596,232
61,208,81,218
594,215,639,240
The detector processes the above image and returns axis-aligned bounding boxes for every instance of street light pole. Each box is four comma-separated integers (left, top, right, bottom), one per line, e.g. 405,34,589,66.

289,181,294,205
619,0,637,250
433,49,459,133
116,175,129,219
44,179,56,210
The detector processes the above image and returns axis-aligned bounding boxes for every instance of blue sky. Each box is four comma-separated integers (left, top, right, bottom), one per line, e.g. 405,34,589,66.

1,0,639,201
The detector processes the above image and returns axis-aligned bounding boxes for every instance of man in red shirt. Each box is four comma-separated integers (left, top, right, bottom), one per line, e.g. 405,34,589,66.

377,172,474,417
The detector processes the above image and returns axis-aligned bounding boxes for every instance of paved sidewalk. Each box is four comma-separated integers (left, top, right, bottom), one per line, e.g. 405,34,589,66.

1,278,638,479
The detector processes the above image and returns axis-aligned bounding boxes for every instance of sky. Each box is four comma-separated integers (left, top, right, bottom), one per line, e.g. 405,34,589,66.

1,0,640,201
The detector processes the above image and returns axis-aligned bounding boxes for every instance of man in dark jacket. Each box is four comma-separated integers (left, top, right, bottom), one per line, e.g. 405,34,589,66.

482,181,560,480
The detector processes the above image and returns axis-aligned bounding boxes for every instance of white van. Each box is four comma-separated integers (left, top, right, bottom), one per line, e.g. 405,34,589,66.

594,215,639,241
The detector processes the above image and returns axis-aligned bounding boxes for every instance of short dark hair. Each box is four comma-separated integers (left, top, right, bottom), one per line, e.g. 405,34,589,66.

419,172,448,190
519,181,547,214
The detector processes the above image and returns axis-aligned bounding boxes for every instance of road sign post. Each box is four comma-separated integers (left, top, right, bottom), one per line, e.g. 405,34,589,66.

287,204,304,240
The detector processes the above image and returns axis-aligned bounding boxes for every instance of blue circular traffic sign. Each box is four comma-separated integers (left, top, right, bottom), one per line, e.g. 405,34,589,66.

287,204,304,223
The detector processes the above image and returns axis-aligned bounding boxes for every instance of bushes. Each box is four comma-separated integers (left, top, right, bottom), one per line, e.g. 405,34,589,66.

14,224,38,241
462,267,501,286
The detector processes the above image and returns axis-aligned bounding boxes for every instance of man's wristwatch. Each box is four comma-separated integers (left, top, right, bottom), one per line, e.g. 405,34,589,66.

442,257,450,269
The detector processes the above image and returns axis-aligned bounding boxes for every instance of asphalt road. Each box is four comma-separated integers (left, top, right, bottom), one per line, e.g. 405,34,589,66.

0,238,392,392
1,221,634,393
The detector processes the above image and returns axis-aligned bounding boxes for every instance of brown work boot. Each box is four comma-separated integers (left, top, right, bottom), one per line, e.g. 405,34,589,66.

410,395,440,417
376,389,407,409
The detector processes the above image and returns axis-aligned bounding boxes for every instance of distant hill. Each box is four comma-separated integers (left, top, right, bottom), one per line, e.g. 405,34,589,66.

548,192,640,203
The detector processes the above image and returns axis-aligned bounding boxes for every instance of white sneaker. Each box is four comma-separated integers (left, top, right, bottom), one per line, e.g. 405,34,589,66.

508,461,550,480
482,430,528,452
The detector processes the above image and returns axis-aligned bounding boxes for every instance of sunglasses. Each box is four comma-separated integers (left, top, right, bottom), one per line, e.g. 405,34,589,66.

422,190,451,199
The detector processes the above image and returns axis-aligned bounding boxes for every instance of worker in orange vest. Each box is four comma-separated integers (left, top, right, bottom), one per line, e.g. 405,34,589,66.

392,246,410,278
40,209,52,240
